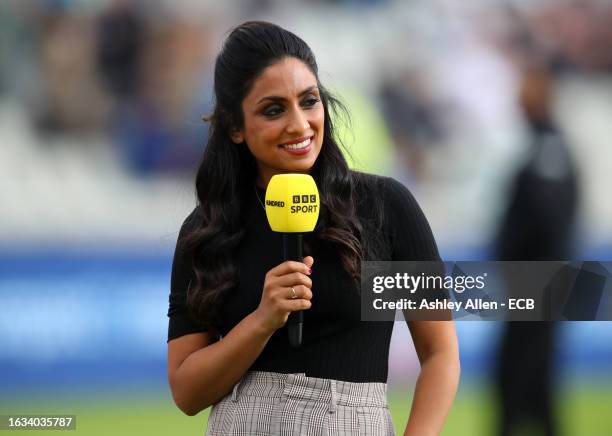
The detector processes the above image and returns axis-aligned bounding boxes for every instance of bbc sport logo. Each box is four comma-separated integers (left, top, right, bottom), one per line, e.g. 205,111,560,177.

293,195,317,204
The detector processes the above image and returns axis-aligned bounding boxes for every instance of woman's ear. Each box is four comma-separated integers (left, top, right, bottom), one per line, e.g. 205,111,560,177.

230,127,244,144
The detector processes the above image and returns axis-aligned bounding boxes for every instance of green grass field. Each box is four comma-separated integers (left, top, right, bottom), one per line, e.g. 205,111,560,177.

2,384,611,435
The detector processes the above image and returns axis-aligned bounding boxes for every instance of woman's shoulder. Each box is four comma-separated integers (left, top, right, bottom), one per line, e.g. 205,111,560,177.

351,171,439,260
350,171,412,206
351,170,386,185
178,205,203,238
350,171,418,229
351,170,429,228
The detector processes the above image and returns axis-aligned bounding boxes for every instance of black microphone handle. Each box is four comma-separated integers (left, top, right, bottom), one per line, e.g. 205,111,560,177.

283,233,303,347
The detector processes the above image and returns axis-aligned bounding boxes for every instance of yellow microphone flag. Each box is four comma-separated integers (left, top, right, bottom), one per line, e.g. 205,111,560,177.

265,174,320,233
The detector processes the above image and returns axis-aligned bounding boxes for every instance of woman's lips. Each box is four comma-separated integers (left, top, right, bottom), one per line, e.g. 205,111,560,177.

279,136,313,156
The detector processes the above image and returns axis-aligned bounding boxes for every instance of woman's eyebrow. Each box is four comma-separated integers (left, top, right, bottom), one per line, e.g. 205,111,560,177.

256,86,319,105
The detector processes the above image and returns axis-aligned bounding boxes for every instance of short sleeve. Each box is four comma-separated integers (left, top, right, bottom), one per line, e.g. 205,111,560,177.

382,177,441,261
382,178,448,316
167,208,208,342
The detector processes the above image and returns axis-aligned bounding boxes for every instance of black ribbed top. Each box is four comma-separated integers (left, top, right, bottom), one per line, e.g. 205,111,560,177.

167,172,440,383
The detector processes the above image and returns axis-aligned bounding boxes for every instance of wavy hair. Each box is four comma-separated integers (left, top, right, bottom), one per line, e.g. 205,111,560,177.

180,21,373,329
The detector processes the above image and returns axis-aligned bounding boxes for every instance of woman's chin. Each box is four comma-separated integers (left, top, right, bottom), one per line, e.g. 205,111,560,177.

275,157,318,174
283,162,316,174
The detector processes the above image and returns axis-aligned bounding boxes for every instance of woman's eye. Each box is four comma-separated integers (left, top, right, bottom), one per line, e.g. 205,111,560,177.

303,97,320,107
263,106,283,117
262,98,319,117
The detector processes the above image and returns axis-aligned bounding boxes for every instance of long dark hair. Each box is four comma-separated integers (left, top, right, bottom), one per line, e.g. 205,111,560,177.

180,21,373,329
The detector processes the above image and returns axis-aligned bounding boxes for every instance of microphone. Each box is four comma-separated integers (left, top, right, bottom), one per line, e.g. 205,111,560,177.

265,174,320,347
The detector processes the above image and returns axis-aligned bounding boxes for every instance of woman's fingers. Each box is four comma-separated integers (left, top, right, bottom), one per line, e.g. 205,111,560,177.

281,285,313,301
280,297,312,312
266,259,313,278
303,256,314,269
274,272,312,289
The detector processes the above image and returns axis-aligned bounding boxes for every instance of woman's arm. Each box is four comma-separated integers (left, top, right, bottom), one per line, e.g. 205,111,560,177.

168,257,314,416
403,320,460,436
167,311,274,416
378,177,458,433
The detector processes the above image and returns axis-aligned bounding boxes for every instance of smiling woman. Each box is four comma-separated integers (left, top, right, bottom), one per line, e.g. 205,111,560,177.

166,21,459,436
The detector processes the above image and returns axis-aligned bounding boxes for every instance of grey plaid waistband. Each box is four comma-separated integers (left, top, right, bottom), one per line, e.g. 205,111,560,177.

229,371,388,411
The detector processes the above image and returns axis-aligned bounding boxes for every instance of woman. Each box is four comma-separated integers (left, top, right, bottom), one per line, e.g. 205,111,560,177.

167,21,459,435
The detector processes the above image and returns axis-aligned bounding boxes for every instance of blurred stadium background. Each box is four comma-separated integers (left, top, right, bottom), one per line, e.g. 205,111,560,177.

1,0,611,434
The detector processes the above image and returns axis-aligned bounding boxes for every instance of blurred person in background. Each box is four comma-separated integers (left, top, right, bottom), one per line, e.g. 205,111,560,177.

35,8,111,136
96,0,144,102
379,70,446,183
494,58,579,436
100,7,213,176
166,21,459,435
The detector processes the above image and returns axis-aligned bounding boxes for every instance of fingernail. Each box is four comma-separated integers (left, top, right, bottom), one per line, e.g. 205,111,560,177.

308,268,312,274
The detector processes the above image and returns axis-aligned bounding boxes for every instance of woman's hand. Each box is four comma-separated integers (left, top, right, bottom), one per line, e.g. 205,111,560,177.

253,256,315,334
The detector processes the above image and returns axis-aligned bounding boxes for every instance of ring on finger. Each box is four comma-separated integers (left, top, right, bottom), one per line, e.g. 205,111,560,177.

290,287,298,299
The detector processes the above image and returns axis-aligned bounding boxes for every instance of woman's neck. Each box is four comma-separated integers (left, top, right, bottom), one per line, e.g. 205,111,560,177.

255,169,310,190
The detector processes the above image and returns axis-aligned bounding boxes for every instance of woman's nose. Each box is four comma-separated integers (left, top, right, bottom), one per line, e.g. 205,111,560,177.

285,106,309,134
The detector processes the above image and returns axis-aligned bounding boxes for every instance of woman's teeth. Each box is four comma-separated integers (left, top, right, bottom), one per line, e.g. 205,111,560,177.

282,138,311,149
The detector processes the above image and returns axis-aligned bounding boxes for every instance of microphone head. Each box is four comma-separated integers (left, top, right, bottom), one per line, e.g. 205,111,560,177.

265,174,320,233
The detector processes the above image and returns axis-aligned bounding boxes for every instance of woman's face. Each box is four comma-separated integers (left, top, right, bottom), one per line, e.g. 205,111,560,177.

231,57,324,188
